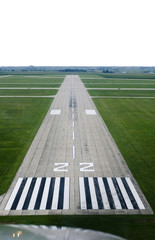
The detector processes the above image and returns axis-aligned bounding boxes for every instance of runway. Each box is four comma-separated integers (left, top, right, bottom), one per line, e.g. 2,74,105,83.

0,75,153,215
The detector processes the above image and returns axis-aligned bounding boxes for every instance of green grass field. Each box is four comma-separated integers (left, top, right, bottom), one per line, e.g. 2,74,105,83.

93,99,155,210
88,89,155,97
85,83,155,88
100,73,155,79
82,79,155,84
0,89,58,96
0,83,61,88
0,75,64,84
0,98,53,195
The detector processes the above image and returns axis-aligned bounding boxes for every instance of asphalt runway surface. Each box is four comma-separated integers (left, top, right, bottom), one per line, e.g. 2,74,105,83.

0,75,153,215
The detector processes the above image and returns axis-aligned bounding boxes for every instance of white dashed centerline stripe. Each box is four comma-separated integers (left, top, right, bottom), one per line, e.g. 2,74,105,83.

40,178,51,210
51,177,60,209
72,121,74,128
126,178,145,209
73,145,75,159
5,178,23,210
16,178,32,210
72,131,75,140
72,113,74,120
28,178,42,210
63,177,70,209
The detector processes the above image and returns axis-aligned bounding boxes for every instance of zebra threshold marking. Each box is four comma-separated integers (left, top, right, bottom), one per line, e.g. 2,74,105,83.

5,177,145,212
79,177,145,210
5,177,69,211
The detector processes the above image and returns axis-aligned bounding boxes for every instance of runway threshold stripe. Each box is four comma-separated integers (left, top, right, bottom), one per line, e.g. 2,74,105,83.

126,178,145,209
40,178,51,210
112,178,127,209
116,178,133,209
57,178,65,209
16,178,32,210
107,178,122,209
79,178,87,209
11,178,27,210
46,178,55,210
98,177,110,209
5,177,70,211
51,178,60,209
5,177,144,211
28,178,42,210
5,178,23,210
88,178,98,209
34,178,46,210
103,178,115,209
23,178,37,210
63,177,70,209
121,178,139,209
93,178,104,209
84,177,92,209
79,178,145,210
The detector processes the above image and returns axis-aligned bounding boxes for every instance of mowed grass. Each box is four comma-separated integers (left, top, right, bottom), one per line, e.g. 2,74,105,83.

0,75,63,89
93,99,155,210
0,75,62,94
82,79,155,84
0,89,58,96
0,84,61,88
88,89,155,97
0,98,53,195
85,83,155,88
87,98,155,239
100,73,155,79
0,75,64,84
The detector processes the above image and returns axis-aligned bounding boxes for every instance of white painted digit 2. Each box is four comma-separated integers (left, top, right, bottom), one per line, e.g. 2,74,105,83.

53,163,69,172
79,162,95,172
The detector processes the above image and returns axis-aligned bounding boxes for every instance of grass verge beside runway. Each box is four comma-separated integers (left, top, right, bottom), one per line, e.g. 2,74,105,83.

0,98,53,195
0,75,64,84
85,83,155,88
82,79,155,84
100,73,155,79
0,84,61,88
93,98,155,211
88,89,155,97
0,89,58,96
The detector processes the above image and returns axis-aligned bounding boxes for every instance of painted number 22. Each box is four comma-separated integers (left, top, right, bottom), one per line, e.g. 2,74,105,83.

53,162,95,172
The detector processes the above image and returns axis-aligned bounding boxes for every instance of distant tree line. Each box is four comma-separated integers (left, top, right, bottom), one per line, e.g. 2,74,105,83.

59,69,87,72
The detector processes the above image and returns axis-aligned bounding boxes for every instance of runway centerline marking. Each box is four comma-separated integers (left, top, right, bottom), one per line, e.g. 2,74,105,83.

72,131,75,140
73,145,75,159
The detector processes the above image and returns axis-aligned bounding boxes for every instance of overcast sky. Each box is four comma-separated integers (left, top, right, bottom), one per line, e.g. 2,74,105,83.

0,0,155,66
